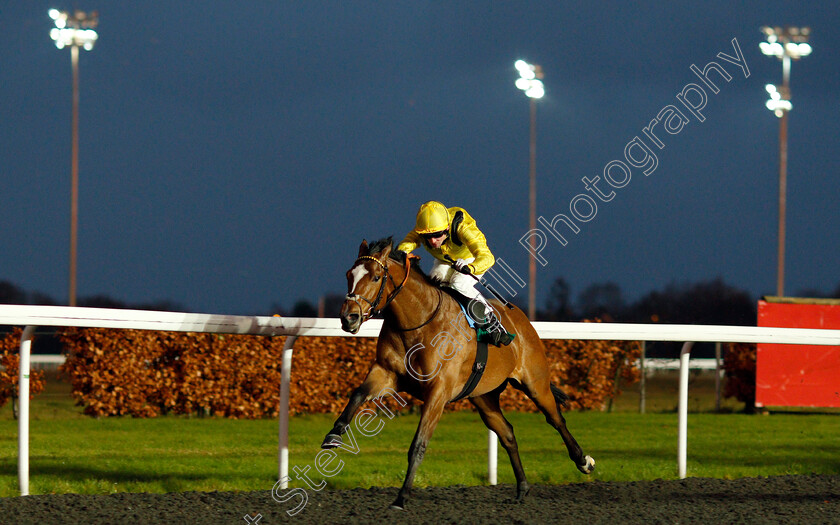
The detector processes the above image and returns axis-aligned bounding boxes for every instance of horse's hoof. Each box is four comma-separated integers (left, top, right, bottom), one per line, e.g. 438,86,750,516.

514,481,531,503
390,492,408,510
577,455,596,474
321,433,342,449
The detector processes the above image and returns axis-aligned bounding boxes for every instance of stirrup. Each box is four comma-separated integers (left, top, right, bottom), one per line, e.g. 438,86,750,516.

471,303,515,346
477,327,515,347
492,329,515,346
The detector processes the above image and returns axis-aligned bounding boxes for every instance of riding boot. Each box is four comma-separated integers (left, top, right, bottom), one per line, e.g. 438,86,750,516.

472,302,515,347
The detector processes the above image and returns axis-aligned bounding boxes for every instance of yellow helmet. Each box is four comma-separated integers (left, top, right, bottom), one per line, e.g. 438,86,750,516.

414,201,450,235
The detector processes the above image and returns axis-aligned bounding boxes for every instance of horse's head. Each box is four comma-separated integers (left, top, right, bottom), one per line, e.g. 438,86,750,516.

340,238,394,334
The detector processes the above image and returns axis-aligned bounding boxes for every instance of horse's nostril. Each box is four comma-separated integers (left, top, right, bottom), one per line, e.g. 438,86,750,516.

348,313,359,323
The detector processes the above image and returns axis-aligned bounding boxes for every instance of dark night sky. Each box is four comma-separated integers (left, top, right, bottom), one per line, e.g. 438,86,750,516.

2,1,839,315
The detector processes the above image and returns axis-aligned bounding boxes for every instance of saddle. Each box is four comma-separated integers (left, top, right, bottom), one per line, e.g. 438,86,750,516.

444,288,515,346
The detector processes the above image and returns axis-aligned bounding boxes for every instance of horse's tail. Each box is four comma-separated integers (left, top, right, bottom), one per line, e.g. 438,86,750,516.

550,383,569,409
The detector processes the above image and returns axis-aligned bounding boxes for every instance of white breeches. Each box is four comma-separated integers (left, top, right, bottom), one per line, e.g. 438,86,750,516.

429,258,490,313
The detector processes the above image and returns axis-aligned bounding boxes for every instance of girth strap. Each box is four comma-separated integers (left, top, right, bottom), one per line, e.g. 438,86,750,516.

450,340,489,403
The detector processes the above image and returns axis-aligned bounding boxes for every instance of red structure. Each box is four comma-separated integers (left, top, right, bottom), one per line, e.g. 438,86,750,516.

756,297,840,408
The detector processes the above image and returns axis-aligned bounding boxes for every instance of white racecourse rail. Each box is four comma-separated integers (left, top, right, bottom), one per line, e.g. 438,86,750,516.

3,305,840,496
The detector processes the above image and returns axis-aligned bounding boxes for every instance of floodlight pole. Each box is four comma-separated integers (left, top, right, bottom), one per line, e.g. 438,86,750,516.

528,97,537,320
514,60,544,320
776,54,789,299
69,44,80,307
761,26,810,298
50,8,98,306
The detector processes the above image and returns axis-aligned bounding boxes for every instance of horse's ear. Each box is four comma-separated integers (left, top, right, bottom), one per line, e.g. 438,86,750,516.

378,242,392,261
358,239,369,257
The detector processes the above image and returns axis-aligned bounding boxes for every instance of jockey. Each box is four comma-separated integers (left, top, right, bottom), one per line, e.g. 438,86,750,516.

396,201,514,346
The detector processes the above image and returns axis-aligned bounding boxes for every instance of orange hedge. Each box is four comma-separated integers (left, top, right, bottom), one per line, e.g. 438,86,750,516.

723,342,756,412
0,328,46,411
59,328,287,418
58,326,641,418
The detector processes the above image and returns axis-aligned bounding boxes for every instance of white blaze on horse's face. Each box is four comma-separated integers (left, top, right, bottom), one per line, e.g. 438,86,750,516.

349,264,369,295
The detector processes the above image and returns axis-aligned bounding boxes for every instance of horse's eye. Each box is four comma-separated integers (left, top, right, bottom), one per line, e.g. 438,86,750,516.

372,275,381,282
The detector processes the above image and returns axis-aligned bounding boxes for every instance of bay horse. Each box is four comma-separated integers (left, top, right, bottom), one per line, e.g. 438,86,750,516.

321,238,594,510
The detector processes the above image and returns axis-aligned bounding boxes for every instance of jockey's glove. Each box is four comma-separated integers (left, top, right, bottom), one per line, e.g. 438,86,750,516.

453,259,472,274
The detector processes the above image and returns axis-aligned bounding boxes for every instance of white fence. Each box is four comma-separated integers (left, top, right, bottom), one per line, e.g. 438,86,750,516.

3,304,840,496
25,355,722,370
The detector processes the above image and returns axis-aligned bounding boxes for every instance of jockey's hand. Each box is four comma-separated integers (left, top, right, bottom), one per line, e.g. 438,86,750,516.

453,259,472,274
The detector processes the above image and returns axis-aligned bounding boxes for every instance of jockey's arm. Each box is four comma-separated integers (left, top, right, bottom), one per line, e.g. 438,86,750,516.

459,221,495,275
396,231,422,254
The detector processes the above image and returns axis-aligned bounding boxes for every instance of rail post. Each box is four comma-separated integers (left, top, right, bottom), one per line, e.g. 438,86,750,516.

278,335,298,488
488,430,498,485
19,326,36,496
678,341,694,479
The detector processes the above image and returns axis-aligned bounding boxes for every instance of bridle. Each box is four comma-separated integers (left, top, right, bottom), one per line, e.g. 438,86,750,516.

344,253,443,331
345,254,413,323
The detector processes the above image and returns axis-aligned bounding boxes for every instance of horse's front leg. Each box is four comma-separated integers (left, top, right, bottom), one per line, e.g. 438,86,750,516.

321,386,366,448
322,364,395,449
391,391,446,510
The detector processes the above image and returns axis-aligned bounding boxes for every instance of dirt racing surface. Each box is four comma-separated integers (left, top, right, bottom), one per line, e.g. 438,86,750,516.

2,474,838,524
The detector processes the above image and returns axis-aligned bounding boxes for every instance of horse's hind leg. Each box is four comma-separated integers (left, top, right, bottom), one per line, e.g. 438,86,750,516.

516,379,595,474
470,384,530,502
321,364,396,449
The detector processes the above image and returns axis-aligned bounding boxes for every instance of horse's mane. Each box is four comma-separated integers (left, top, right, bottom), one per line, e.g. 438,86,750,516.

365,237,430,281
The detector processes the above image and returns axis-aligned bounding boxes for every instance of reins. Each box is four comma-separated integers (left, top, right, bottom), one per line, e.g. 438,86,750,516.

393,287,443,332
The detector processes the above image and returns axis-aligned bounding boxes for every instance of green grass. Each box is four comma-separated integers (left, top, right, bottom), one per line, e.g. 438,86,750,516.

0,373,838,497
